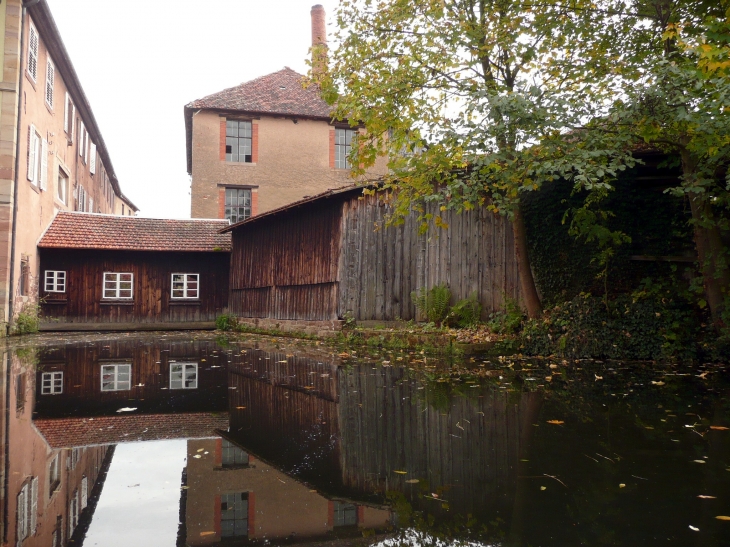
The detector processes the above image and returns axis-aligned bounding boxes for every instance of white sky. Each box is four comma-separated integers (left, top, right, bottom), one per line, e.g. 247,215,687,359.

45,0,341,218
84,440,187,546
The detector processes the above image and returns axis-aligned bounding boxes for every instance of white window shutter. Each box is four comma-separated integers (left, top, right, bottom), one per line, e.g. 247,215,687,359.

30,477,38,535
80,476,88,509
40,139,48,190
64,93,69,132
27,125,37,183
79,124,84,157
71,104,75,142
28,26,38,81
89,197,93,212
89,143,96,174
45,61,54,107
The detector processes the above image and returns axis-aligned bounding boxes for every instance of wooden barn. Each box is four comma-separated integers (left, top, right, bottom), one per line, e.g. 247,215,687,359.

38,213,230,329
222,186,522,328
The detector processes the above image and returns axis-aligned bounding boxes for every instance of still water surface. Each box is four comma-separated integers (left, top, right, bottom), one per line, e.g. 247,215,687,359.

6,332,730,546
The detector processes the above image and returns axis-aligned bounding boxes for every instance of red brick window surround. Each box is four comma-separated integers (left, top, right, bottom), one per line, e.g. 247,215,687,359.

221,119,258,163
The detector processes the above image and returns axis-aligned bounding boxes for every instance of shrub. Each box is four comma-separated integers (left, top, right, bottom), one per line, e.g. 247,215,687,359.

412,284,451,326
14,304,40,335
487,297,524,335
447,293,482,327
215,313,237,331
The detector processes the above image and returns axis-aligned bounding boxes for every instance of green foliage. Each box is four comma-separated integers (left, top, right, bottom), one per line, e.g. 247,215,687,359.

412,284,451,325
13,304,39,335
487,297,524,335
215,313,237,331
447,293,482,328
521,292,700,360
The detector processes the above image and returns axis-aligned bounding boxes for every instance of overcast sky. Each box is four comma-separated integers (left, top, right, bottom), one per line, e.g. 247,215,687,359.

45,0,340,218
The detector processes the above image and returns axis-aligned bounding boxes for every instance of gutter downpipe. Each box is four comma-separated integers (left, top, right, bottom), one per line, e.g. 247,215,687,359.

7,1,36,334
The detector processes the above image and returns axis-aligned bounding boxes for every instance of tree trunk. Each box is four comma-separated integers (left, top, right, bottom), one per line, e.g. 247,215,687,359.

683,152,730,328
512,205,542,318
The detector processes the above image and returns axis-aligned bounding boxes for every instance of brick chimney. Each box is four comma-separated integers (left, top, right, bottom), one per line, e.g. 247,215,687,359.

311,4,327,77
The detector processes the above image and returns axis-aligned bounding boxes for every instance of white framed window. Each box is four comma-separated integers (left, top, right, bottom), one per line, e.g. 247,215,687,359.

45,59,55,108
103,272,133,299
170,362,197,389
45,270,66,293
64,93,75,141
101,364,131,392
80,476,88,509
57,168,69,204
41,372,63,395
48,454,61,496
171,273,199,299
334,128,357,169
68,491,78,537
27,24,38,81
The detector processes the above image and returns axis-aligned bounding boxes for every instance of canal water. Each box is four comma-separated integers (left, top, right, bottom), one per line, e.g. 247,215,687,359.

5,332,730,546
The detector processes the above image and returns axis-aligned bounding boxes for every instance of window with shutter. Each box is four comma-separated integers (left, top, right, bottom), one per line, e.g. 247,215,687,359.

17,484,27,541
80,477,88,509
79,123,85,158
45,60,54,108
64,94,74,141
89,143,96,174
30,477,38,535
27,125,40,185
27,25,38,81
40,138,48,190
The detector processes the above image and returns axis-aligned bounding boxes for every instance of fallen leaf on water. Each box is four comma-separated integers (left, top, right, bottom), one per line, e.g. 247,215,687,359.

698,495,717,499
309,490,317,493
431,493,439,498
689,525,699,531
710,426,729,431
619,484,626,488
394,470,408,475
540,486,547,491
715,516,730,521
116,407,137,413
278,360,287,363
193,455,202,459
545,376,553,382
693,460,707,464
651,381,665,386
197,448,204,453
645,426,654,430
546,420,564,425
200,531,215,537
406,479,420,484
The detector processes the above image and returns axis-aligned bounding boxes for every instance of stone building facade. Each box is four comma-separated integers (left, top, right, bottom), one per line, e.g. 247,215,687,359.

0,0,137,331
184,5,387,221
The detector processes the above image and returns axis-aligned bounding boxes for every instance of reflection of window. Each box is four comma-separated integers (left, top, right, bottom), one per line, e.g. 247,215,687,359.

49,454,61,496
226,120,252,163
171,273,199,299
17,477,38,541
52,515,63,547
333,501,357,527
103,272,133,299
81,476,88,509
220,493,248,538
16,373,26,412
170,363,197,389
45,271,66,293
69,490,78,537
101,364,131,391
221,440,249,467
225,188,251,224
41,372,63,394
334,128,356,169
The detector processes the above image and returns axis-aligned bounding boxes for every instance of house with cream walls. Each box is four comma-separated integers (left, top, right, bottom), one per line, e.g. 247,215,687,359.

0,0,137,331
184,5,387,222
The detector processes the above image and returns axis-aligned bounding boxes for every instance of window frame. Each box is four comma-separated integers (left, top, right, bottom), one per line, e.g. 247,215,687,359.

169,362,198,390
48,454,61,496
57,167,69,205
224,187,252,224
41,371,63,395
27,24,38,82
225,119,253,163
28,125,41,186
334,128,357,170
220,492,249,538
102,272,133,300
100,363,132,392
45,270,66,293
45,58,55,109
170,273,199,300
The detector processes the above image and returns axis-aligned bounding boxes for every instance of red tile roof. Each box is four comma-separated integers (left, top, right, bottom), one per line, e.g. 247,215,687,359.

187,67,332,119
38,212,231,252
34,412,230,448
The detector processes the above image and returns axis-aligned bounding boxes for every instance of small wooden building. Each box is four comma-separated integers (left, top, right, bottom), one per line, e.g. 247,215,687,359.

38,213,231,329
223,186,522,326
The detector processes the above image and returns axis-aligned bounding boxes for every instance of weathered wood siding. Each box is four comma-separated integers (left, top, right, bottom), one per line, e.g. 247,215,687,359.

39,249,229,324
338,194,521,320
229,200,343,320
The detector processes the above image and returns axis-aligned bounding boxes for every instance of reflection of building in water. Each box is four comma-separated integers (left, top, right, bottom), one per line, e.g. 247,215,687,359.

7,352,112,547
184,436,390,546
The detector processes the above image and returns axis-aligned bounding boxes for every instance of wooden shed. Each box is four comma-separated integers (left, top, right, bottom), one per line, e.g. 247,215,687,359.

223,186,521,327
38,213,231,329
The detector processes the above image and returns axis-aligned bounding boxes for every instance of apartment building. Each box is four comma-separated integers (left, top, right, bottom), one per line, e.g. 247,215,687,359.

184,5,387,222
0,0,137,330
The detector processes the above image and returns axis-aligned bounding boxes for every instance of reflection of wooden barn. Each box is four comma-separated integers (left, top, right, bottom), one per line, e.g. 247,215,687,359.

38,213,230,329
222,186,522,327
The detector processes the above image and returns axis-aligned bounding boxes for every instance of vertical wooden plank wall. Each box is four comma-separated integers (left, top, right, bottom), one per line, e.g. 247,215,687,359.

337,194,522,320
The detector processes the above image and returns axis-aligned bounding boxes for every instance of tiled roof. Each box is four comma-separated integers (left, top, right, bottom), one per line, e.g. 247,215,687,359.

38,212,231,252
187,67,332,119
34,412,230,448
